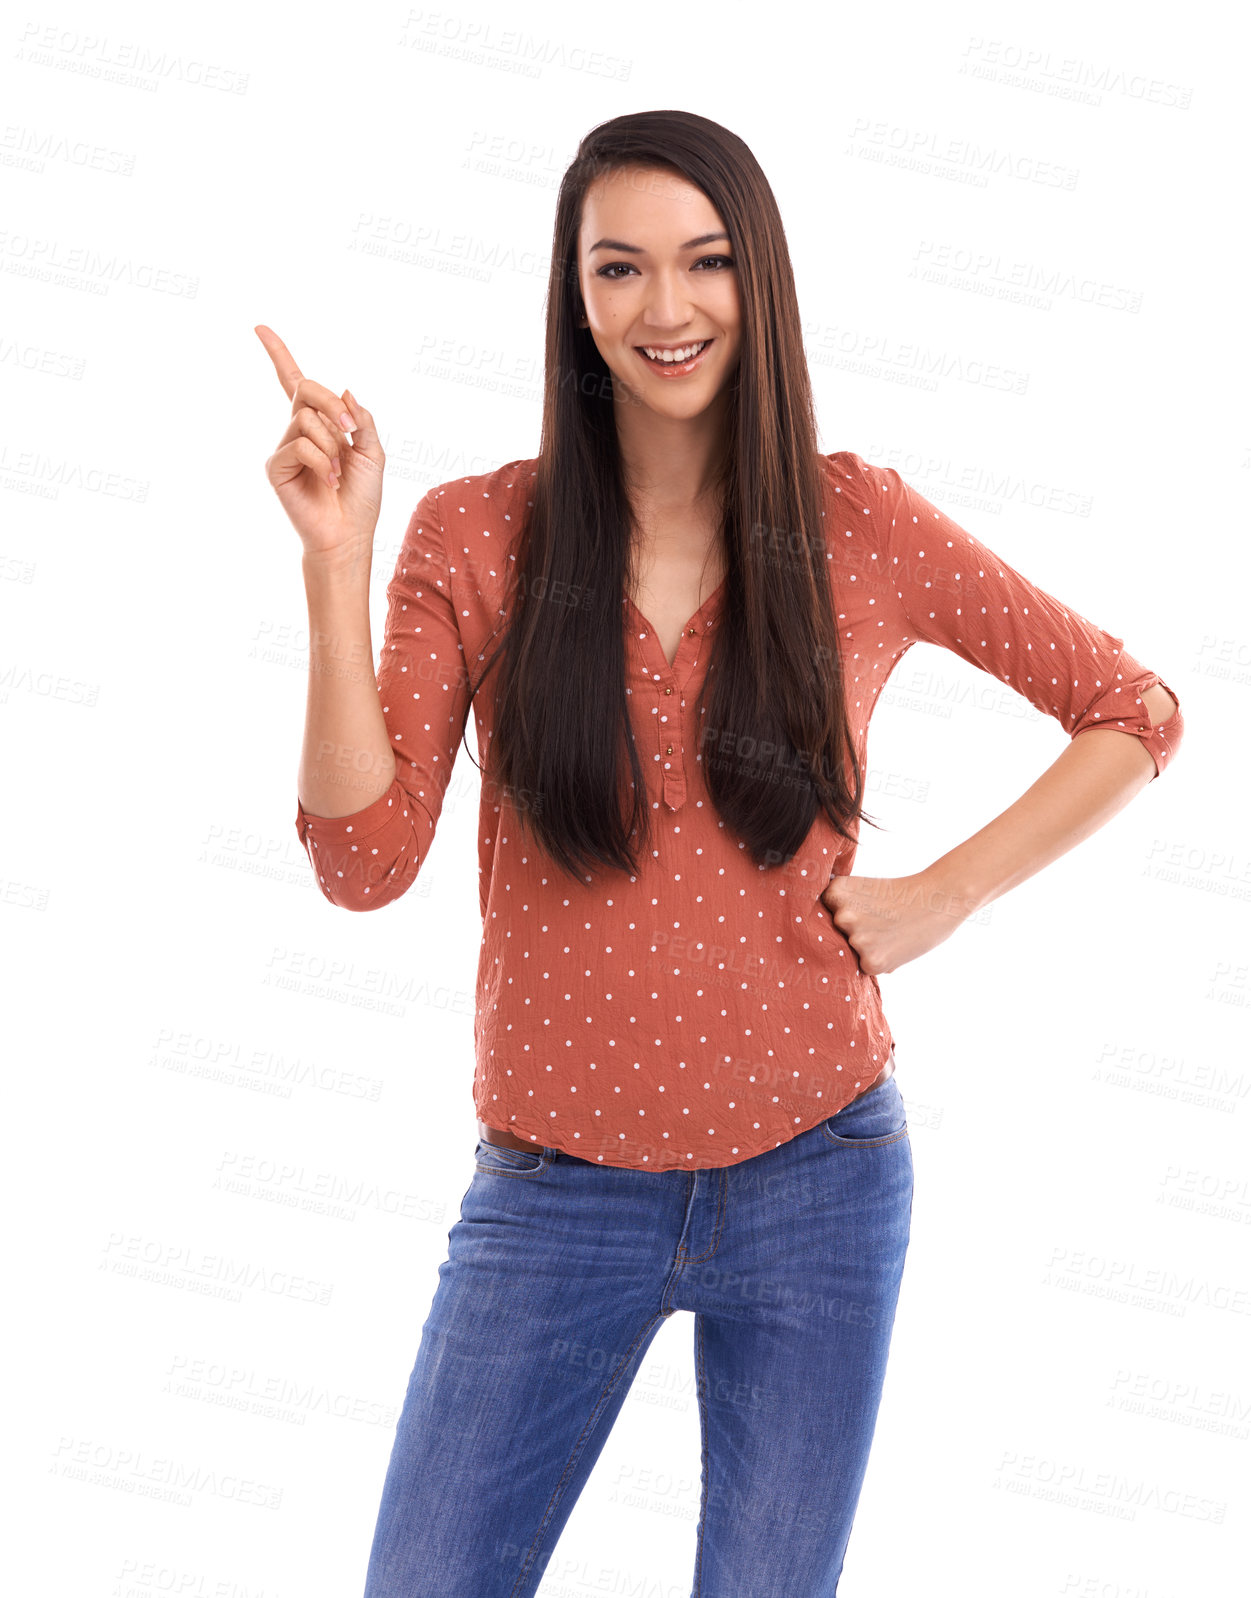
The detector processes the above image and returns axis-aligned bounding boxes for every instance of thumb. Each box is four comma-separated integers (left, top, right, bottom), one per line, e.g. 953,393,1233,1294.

342,388,384,467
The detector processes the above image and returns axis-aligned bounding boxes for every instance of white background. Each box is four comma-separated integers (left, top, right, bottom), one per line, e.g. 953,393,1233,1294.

5,1,1248,1595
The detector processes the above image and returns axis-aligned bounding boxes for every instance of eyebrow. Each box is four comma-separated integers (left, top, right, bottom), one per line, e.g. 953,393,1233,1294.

587,232,731,255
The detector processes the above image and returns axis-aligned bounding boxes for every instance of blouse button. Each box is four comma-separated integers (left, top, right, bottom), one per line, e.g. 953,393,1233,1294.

686,626,696,636
666,745,674,755
664,685,673,695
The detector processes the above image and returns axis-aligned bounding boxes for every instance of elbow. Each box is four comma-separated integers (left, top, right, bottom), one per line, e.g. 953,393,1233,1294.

308,848,422,912
1141,679,1185,780
294,784,432,909
1141,682,1180,728
317,883,397,913
296,826,425,912
1069,678,1184,781
1129,679,1185,780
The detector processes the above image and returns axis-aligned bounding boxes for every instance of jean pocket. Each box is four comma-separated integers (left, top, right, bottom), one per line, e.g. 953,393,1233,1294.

473,1138,551,1176
819,1076,908,1149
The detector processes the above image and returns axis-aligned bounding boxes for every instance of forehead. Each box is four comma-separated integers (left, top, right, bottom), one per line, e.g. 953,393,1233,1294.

579,165,723,245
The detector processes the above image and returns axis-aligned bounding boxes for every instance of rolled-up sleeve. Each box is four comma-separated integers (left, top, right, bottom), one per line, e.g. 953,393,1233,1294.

295,484,474,908
854,456,1184,779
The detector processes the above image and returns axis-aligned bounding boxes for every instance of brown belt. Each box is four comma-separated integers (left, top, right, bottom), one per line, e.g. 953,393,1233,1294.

476,1048,896,1155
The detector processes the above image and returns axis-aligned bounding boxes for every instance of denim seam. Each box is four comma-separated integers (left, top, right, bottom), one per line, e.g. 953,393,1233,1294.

473,1147,551,1178
819,1125,910,1150
679,1169,729,1266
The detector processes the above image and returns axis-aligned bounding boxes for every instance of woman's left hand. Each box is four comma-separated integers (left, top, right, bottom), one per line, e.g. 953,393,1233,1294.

820,870,975,976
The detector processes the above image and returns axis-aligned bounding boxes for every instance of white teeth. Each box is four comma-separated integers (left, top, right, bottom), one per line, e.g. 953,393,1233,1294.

641,340,709,363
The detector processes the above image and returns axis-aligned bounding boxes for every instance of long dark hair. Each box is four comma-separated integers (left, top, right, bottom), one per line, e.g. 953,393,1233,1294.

468,109,877,881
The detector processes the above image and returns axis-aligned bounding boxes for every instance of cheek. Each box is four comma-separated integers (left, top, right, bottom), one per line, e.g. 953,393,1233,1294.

584,296,623,335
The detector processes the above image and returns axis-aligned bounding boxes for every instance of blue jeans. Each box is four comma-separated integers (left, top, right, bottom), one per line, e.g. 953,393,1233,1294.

362,1070,914,1598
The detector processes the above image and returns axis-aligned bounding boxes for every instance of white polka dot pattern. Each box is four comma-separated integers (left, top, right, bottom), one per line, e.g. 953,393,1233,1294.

294,452,1184,1172
855,457,1183,778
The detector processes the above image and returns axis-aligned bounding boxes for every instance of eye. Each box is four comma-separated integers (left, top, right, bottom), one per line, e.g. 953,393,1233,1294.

594,255,735,280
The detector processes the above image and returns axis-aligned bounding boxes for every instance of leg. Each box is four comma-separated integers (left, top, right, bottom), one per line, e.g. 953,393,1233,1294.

685,1080,915,1597
362,1143,681,1598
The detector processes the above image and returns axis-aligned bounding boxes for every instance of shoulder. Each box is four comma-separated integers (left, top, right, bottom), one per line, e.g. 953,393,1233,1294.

419,455,539,529
818,450,940,566
406,455,537,577
815,449,897,563
818,449,902,516
397,457,537,616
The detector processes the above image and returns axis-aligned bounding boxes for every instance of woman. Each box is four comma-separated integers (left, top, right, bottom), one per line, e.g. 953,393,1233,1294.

258,110,1183,1598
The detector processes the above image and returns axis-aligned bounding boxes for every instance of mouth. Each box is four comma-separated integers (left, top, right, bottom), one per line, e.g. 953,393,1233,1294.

633,338,714,376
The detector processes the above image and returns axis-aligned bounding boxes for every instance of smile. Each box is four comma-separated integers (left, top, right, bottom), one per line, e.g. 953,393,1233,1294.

634,338,713,375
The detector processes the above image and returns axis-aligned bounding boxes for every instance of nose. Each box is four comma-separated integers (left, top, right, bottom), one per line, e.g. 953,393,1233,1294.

640,269,697,333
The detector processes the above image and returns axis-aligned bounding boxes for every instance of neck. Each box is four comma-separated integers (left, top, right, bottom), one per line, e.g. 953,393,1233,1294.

613,389,729,513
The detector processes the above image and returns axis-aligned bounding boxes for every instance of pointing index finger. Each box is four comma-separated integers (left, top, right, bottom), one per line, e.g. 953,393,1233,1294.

254,324,303,400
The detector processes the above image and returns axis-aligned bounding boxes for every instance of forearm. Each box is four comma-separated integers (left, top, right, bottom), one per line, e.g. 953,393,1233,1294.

923,684,1179,918
297,549,397,819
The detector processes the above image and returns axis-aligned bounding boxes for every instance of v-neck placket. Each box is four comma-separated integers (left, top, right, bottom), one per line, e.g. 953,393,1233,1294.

623,579,725,814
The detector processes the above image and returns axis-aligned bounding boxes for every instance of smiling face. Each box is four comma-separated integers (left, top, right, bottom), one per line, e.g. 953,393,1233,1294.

577,164,742,424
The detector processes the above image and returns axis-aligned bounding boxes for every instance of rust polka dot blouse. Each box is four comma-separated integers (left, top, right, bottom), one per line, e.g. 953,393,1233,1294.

295,451,1185,1172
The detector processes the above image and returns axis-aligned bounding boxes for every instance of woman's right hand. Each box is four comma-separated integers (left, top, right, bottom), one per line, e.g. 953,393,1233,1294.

256,324,386,560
